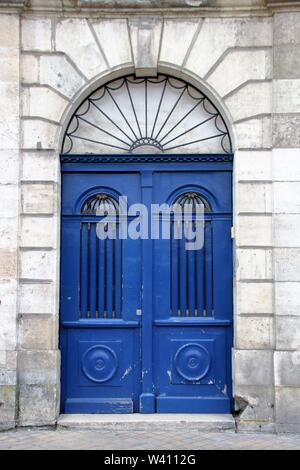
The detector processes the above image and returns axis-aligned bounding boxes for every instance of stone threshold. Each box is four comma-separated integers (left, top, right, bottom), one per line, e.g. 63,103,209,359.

58,414,236,432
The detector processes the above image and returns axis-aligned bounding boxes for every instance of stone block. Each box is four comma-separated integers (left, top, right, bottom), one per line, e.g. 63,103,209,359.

275,387,300,429
20,250,56,281
235,116,272,150
275,282,300,317
273,148,300,181
0,184,18,218
21,151,58,182
22,87,68,123
0,385,16,429
225,81,272,122
273,114,300,148
18,350,60,385
237,282,273,314
235,316,274,349
237,183,272,214
21,54,39,84
234,350,273,386
0,280,17,315
275,351,300,386
20,217,57,248
55,18,106,79
18,384,58,426
0,14,19,49
274,12,300,79
236,249,272,280
207,49,271,97
39,55,86,99
0,250,18,280
21,183,55,214
0,49,19,83
273,182,300,214
19,315,57,350
128,16,162,77
21,17,52,51
276,316,300,350
0,218,18,250
273,79,300,114
0,150,19,185
0,83,19,150
236,215,272,247
22,119,58,150
235,150,272,182
91,19,132,68
19,282,54,315
274,215,300,247
0,310,17,352
159,19,200,66
233,384,274,422
274,248,300,281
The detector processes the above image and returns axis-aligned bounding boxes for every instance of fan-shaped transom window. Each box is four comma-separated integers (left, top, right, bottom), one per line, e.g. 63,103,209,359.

63,75,232,155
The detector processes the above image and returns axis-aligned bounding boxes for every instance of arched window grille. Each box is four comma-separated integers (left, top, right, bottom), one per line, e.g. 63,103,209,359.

62,75,232,155
170,192,213,319
80,193,122,320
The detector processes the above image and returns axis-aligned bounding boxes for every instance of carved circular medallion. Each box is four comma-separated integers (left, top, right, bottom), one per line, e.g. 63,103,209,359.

174,343,210,381
81,345,118,383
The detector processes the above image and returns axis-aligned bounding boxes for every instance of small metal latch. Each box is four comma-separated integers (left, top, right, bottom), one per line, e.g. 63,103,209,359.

231,226,235,239
136,309,142,316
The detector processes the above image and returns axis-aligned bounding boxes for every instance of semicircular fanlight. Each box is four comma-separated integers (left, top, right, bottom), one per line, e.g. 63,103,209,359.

175,192,211,213
63,75,232,155
81,193,119,215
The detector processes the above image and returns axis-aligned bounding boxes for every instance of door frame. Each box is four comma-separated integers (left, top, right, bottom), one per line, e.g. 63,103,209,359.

60,153,234,413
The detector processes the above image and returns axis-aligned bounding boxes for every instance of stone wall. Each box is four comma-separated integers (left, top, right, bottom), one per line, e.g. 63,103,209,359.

0,3,299,431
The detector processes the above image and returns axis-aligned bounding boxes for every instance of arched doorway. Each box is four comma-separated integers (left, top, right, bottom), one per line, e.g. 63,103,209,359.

60,75,233,413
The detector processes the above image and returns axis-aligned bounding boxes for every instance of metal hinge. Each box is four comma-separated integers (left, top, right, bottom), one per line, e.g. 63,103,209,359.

136,309,142,316
231,226,235,239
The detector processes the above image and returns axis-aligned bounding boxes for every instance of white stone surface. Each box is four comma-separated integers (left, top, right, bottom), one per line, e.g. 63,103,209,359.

274,248,300,281
20,217,57,248
273,182,300,214
235,116,272,150
0,83,20,149
236,216,272,247
21,55,39,84
22,87,68,123
39,55,86,99
236,249,272,280
0,150,19,184
160,19,200,66
207,49,271,97
276,317,300,350
237,183,272,214
0,218,18,250
273,79,300,114
22,119,58,150
235,151,272,181
21,151,58,182
0,185,19,218
21,183,55,214
55,18,106,80
236,316,274,349
225,81,272,122
20,250,56,281
19,283,54,315
273,149,300,181
21,17,52,51
275,282,300,316
128,16,162,76
275,351,300,386
234,350,274,386
91,19,132,68
274,215,300,247
237,282,273,314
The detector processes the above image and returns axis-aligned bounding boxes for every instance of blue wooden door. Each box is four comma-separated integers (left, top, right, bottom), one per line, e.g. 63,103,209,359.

60,162,232,413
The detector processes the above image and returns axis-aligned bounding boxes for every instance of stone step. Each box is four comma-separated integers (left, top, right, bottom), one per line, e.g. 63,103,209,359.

58,414,236,432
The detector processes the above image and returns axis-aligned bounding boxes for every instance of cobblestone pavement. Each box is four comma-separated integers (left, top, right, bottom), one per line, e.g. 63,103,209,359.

0,428,299,450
